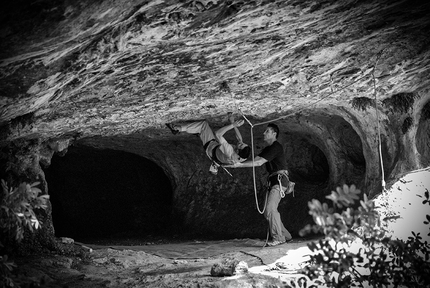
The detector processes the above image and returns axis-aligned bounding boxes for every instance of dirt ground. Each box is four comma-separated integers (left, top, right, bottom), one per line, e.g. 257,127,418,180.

13,237,316,288
10,168,430,288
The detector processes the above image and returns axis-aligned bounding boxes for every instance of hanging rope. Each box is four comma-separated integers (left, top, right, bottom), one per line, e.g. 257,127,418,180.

230,70,374,214
237,108,267,214
372,49,386,192
226,51,389,213
238,107,270,245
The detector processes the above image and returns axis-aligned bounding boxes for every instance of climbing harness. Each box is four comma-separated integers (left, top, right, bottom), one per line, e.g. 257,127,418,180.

204,139,233,177
268,170,295,198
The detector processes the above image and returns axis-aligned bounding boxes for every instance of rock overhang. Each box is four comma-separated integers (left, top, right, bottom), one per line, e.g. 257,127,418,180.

1,0,429,141
0,0,430,238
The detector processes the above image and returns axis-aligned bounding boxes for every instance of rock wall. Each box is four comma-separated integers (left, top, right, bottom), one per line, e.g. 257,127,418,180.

2,89,429,244
1,0,430,247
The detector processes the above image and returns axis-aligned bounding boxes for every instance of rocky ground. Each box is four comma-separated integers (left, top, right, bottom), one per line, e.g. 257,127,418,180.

13,238,316,288
8,168,430,288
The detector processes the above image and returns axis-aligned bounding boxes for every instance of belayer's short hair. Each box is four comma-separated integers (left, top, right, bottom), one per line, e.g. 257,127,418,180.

267,123,280,138
238,146,251,159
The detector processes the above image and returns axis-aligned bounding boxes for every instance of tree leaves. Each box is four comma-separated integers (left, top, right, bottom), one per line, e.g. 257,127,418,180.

326,184,361,208
0,179,49,242
300,184,430,287
1,179,51,287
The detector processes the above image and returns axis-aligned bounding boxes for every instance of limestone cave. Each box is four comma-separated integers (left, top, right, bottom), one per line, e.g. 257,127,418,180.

1,0,429,286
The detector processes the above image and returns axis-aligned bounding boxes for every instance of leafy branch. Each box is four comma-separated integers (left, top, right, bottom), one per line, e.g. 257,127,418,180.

300,184,430,287
0,179,50,287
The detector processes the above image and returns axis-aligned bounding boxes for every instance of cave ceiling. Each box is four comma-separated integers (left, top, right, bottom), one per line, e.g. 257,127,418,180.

0,0,430,145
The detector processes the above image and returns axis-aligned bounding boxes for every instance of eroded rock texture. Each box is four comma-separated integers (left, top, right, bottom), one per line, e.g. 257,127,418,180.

1,0,429,242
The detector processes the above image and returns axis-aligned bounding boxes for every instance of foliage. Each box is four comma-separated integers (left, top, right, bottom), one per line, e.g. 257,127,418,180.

0,180,49,242
300,184,430,287
382,92,418,114
0,179,50,288
350,97,375,112
1,138,42,182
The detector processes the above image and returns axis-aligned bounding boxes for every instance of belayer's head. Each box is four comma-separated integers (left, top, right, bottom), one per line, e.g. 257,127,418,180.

263,123,279,144
267,123,279,138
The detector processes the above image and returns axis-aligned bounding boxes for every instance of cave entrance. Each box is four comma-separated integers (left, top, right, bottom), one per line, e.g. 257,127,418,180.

284,133,330,184
276,133,330,232
417,101,430,166
44,145,173,243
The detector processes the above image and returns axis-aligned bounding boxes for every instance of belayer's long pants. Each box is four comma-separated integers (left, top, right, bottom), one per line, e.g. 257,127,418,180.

264,185,292,242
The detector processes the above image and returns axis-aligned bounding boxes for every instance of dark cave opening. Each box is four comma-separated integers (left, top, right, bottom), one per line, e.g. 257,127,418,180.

241,115,367,237
417,101,430,166
275,132,331,234
44,145,174,243
283,133,330,184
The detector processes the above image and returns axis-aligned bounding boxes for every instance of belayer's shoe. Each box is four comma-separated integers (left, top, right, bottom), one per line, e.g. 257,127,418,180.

165,123,180,135
265,239,286,247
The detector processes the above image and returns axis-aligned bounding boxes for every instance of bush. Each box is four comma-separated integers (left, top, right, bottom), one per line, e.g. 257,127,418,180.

300,184,430,287
0,179,49,287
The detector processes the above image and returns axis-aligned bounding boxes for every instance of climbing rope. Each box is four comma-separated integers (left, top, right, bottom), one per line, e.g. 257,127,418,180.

234,70,374,214
238,108,268,214
372,49,387,192
227,49,388,214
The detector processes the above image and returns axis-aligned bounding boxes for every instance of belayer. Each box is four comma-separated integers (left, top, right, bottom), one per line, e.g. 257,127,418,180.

225,123,295,246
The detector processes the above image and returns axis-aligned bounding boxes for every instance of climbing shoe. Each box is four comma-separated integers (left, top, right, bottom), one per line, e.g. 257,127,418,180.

165,123,179,135
209,163,219,175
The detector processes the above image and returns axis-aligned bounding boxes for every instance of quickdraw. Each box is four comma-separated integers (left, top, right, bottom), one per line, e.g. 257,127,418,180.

268,170,295,198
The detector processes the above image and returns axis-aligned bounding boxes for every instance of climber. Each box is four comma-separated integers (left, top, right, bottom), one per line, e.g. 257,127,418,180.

225,123,295,246
165,114,251,175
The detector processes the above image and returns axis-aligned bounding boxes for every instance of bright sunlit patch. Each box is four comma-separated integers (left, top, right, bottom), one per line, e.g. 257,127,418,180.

374,168,430,241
